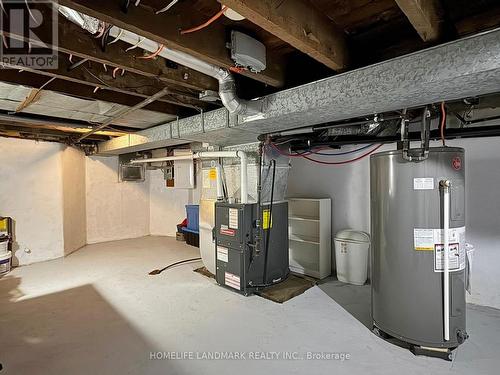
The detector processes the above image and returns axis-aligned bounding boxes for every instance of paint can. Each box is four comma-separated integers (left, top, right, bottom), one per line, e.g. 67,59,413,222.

0,251,12,276
0,237,9,256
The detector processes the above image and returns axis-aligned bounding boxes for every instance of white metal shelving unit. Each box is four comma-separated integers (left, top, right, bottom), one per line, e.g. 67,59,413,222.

288,198,331,279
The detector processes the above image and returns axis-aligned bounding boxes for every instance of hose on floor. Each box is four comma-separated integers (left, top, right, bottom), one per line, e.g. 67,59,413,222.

149,257,202,275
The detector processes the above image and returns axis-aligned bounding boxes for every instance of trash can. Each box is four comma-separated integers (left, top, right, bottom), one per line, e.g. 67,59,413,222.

334,230,371,285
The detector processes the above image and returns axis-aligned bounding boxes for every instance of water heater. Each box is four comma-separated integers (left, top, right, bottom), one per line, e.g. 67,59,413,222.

370,147,468,358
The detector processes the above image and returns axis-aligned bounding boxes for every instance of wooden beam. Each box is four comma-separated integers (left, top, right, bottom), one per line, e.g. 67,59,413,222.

55,0,285,87
0,70,190,116
395,0,443,42
219,0,349,71
455,6,500,36
0,115,126,137
0,123,110,141
0,51,212,111
2,3,217,92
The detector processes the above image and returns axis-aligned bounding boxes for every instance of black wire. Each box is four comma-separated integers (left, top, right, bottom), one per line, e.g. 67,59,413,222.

149,257,202,275
262,159,276,284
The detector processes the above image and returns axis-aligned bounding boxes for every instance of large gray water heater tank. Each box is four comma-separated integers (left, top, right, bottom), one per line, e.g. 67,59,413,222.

370,147,467,349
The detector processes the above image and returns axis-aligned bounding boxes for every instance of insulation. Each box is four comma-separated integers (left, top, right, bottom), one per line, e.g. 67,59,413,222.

0,82,175,129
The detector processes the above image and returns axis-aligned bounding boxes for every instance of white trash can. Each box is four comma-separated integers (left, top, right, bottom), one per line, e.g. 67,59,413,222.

0,251,12,277
334,230,370,285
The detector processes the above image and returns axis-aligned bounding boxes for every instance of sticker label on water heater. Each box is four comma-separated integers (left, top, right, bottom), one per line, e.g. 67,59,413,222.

414,227,466,272
435,243,463,272
413,177,434,190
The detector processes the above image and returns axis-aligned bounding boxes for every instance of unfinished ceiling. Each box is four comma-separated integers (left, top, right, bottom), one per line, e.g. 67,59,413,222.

0,0,499,146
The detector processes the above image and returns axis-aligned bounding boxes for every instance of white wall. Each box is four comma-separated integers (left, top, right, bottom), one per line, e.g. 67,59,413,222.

149,169,194,236
287,137,500,309
62,146,87,254
0,138,65,265
85,156,150,244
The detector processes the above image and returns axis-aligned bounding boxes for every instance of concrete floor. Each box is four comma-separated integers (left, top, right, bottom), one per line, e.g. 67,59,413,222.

1,236,499,375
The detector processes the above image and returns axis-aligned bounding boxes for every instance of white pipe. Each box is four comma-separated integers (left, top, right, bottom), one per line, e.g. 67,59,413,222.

131,151,248,203
441,180,451,341
215,163,224,201
238,151,248,204
108,28,261,116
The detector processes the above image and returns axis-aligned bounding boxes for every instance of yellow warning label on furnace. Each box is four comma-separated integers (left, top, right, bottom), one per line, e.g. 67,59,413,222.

0,219,7,231
209,168,217,181
262,210,273,230
415,247,434,251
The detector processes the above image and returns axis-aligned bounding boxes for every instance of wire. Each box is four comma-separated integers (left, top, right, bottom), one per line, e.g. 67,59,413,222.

440,101,447,146
308,144,372,156
108,28,124,45
300,144,383,165
25,0,37,22
270,143,370,157
263,159,276,283
112,67,125,78
137,44,164,59
180,6,228,35
156,0,179,14
229,66,247,74
125,37,145,51
269,142,313,157
149,257,202,275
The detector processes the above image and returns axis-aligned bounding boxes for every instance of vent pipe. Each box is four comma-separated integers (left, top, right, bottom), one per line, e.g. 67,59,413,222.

108,27,263,116
57,6,262,116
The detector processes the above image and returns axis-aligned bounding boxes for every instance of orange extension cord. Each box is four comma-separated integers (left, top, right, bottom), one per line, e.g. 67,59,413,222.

180,6,228,35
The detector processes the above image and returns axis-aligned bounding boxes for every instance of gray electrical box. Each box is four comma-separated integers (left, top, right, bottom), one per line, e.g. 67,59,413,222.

214,202,289,295
230,31,266,73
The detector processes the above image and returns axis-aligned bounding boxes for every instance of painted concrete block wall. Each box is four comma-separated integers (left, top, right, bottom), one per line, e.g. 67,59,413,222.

149,169,194,236
62,146,87,255
86,156,150,244
0,138,65,265
287,137,500,309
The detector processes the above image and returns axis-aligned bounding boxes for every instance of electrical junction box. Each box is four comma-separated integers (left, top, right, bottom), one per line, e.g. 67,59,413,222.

214,202,289,295
230,31,266,73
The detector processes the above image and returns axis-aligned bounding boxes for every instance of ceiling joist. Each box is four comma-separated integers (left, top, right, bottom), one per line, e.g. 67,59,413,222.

395,0,444,42
219,0,349,71
55,0,285,87
2,3,218,93
0,70,184,117
0,51,211,111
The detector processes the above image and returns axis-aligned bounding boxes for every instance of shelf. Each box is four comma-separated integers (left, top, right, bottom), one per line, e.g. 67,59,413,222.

289,215,320,222
288,197,331,280
289,233,320,245
290,266,320,279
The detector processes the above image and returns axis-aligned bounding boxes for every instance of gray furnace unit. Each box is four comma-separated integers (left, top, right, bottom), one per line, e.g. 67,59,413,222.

370,147,468,359
214,202,289,295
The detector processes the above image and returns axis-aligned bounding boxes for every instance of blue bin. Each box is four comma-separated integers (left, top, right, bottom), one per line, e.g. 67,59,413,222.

185,205,199,232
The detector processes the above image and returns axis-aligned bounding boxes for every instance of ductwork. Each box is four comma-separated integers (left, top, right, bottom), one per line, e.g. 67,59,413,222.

56,6,262,116
107,28,262,116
